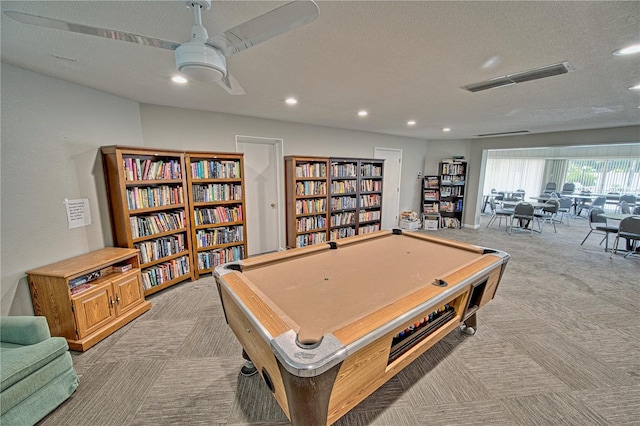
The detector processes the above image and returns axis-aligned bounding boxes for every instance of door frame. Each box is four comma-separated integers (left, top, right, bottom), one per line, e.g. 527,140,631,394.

374,147,403,229
235,135,286,253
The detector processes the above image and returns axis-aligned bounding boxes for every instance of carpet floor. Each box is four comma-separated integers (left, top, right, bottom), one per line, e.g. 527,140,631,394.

40,213,640,425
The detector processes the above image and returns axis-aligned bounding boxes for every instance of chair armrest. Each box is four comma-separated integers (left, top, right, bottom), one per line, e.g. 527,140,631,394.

0,316,51,345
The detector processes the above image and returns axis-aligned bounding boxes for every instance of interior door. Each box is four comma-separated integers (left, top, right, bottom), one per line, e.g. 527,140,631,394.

374,147,402,229
236,137,284,255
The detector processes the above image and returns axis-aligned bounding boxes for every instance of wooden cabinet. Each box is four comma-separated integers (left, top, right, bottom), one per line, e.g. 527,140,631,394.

439,160,467,228
185,151,247,279
26,247,151,351
101,146,195,295
285,156,330,248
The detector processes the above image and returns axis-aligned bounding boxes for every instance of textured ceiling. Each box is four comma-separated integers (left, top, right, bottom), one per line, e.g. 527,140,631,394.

1,0,639,140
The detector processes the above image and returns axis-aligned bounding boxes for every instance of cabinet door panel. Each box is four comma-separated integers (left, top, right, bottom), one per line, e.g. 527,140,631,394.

113,273,144,316
74,286,116,338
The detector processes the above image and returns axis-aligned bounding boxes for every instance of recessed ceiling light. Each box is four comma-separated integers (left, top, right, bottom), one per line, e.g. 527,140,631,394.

285,97,298,105
407,120,416,126
613,44,640,56
172,75,188,84
442,128,451,132
358,110,368,117
629,84,640,91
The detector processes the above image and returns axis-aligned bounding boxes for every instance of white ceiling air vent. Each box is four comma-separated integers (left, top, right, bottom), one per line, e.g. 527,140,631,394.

476,130,531,137
462,62,574,92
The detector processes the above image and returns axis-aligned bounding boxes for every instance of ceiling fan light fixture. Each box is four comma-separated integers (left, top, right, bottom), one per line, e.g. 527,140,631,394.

462,62,573,92
175,42,226,82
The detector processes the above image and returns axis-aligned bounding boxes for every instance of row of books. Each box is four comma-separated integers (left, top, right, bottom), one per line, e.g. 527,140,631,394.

441,186,464,197
331,196,358,210
424,190,439,200
296,215,327,232
441,163,465,175
360,194,381,207
331,212,355,226
361,164,382,177
194,205,243,226
360,223,381,234
296,198,327,215
440,200,463,212
197,245,245,270
141,256,190,290
441,217,461,228
330,163,357,177
441,177,465,186
190,160,241,179
123,158,181,181
296,181,327,196
135,234,186,265
331,180,357,194
130,211,186,239
295,162,326,178
359,210,381,222
361,179,382,192
195,226,244,249
423,204,439,213
424,177,439,189
296,231,326,247
126,185,184,210
191,183,242,203
330,227,356,240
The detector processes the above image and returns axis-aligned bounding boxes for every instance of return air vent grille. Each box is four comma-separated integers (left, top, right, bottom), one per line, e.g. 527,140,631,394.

476,130,531,137
462,62,574,92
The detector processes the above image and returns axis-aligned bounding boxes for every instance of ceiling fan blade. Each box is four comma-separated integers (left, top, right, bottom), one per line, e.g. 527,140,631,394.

217,73,246,95
4,11,181,50
207,0,319,56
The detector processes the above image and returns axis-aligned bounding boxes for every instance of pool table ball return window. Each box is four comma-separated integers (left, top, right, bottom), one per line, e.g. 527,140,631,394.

215,230,509,426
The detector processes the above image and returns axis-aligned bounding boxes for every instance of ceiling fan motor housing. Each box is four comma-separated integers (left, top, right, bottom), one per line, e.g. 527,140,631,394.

175,42,226,83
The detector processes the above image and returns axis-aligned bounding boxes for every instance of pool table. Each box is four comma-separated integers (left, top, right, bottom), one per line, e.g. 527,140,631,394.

214,229,509,425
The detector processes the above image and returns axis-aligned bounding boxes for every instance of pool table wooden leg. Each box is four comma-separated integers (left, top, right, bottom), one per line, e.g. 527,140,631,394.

277,360,343,426
462,313,477,335
240,349,258,376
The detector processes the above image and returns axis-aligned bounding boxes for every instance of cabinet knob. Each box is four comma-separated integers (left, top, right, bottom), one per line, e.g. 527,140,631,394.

115,294,121,304
109,297,115,307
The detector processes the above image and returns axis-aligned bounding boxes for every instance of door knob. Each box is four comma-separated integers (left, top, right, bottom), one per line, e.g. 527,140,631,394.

270,203,276,208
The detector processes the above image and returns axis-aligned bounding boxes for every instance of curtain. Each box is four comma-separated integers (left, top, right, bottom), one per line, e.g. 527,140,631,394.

483,158,545,197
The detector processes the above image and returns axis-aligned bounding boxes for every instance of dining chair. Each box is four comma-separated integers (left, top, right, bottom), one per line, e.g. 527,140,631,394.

557,197,572,226
536,199,560,233
543,182,557,194
561,182,575,195
634,206,640,215
610,216,640,259
486,198,513,228
577,196,606,217
618,194,637,212
509,202,539,236
580,208,617,251
620,201,631,215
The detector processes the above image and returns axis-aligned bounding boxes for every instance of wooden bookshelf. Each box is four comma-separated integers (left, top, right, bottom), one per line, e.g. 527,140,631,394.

101,146,194,295
285,156,330,248
329,158,359,240
357,158,384,235
422,175,441,230
439,160,467,228
26,247,151,351
185,151,247,279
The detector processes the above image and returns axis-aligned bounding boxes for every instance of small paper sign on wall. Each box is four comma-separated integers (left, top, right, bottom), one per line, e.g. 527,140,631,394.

65,198,92,229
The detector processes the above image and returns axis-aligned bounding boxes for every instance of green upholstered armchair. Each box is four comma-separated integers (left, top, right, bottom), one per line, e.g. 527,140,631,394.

0,316,79,425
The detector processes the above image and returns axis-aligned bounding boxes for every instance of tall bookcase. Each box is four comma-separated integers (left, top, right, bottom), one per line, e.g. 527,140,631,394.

357,158,384,235
439,160,467,228
285,156,330,248
329,158,359,240
102,146,194,295
422,175,441,229
185,152,247,279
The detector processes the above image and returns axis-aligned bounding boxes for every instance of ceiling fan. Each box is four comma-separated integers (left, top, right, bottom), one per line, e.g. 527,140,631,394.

4,0,319,95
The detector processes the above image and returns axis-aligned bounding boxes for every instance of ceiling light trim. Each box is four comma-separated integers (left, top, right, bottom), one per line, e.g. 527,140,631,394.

462,62,574,93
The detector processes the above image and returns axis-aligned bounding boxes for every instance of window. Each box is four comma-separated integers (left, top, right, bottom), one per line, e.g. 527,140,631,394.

565,158,640,194
483,158,545,197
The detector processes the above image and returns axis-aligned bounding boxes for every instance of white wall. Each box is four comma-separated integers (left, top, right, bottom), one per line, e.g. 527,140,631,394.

139,104,429,216
1,64,144,315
